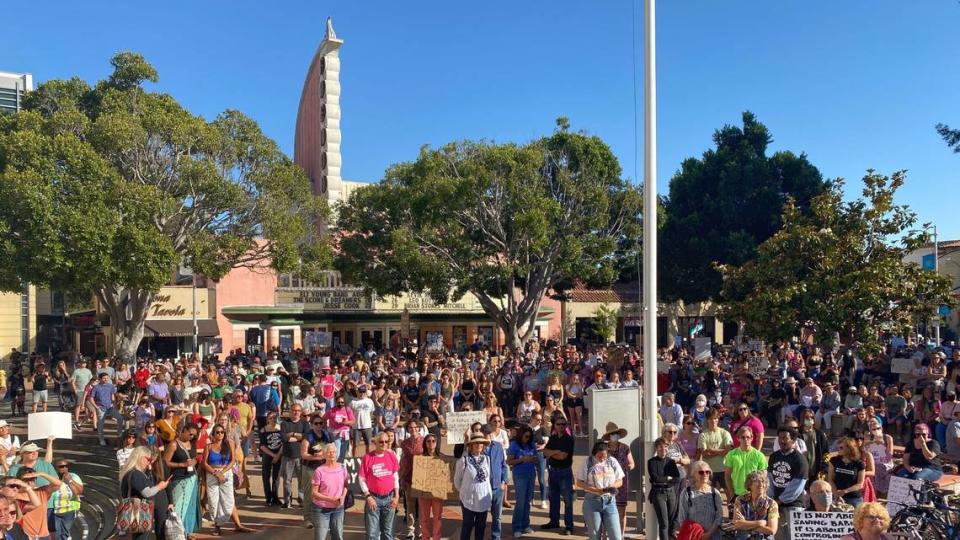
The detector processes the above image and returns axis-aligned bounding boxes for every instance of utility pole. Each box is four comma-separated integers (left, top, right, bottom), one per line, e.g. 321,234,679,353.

934,225,940,346
641,0,659,539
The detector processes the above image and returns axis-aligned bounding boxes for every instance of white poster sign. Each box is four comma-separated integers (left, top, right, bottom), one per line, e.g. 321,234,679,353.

886,476,922,517
890,357,915,374
426,332,445,353
789,511,853,540
28,412,73,441
444,411,488,445
694,337,712,360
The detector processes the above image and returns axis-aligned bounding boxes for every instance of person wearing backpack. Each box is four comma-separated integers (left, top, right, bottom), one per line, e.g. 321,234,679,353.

675,461,723,540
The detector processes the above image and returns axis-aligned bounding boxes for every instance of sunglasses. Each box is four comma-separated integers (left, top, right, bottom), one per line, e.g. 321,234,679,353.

684,421,695,425
697,470,711,476
665,430,678,434
55,465,68,469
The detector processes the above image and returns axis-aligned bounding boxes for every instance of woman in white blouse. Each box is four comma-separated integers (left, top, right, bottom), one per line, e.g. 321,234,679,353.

453,433,493,540
576,441,625,540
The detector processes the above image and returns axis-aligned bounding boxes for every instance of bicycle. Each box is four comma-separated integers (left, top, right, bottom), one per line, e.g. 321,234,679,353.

888,479,960,540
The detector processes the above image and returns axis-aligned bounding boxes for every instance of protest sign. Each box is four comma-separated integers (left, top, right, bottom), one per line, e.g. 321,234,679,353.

694,337,712,360
657,361,671,374
426,331,445,353
890,357,915,375
587,387,642,489
316,331,332,348
411,455,455,499
28,412,72,441
790,511,853,540
444,411,488,444
886,475,922,517
340,457,363,492
749,357,771,378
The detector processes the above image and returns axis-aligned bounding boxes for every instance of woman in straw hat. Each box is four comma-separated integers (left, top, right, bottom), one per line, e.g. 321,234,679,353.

453,433,492,540
602,422,634,538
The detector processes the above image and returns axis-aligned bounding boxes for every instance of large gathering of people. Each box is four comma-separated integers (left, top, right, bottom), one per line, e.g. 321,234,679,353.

0,334,955,539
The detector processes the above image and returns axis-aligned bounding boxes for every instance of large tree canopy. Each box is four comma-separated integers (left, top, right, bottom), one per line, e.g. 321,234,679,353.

335,119,642,349
660,112,829,303
0,52,330,359
718,171,954,352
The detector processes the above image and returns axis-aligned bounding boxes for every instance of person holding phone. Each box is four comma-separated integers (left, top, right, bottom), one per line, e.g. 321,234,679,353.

120,446,171,540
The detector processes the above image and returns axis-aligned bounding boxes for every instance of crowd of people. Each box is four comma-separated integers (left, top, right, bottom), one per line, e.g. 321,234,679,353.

0,335,956,540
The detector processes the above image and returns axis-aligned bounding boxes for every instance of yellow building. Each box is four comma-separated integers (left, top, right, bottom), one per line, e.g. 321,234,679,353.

0,285,37,361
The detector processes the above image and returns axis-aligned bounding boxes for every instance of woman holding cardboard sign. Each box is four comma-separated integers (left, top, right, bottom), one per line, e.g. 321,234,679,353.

417,435,444,540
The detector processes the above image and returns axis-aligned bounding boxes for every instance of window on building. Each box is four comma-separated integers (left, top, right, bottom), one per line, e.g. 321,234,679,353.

278,274,291,288
52,291,65,312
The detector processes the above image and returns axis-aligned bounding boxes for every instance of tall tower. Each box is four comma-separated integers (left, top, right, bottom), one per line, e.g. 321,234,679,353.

294,17,344,205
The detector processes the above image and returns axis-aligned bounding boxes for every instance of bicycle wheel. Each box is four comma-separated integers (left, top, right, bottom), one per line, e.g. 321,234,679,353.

890,510,945,540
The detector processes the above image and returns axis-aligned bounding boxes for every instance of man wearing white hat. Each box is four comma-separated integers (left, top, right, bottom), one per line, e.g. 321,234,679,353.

0,420,19,470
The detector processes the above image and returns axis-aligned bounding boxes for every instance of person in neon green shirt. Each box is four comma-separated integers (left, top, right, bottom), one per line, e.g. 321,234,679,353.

724,425,767,499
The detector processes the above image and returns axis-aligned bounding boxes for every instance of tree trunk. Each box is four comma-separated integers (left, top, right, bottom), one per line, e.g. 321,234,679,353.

94,286,154,362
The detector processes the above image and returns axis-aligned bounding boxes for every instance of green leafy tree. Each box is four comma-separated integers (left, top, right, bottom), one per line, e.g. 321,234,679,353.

592,303,618,343
936,122,960,153
335,119,642,350
660,112,829,303
0,52,329,360
718,170,955,352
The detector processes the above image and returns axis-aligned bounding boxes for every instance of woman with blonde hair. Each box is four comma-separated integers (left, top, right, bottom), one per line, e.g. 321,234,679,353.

839,502,894,540
120,446,171,540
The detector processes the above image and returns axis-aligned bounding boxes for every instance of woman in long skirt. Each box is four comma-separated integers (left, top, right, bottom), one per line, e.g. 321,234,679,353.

164,423,202,537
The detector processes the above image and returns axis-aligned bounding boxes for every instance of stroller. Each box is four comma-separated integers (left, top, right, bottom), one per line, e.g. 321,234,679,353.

58,379,77,411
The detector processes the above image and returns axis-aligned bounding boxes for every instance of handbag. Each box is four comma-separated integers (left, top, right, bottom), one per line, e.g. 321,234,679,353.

116,473,154,534
343,489,356,510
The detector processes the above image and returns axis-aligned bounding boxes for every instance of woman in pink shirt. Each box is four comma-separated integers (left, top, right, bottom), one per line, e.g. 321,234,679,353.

312,443,347,540
729,402,764,450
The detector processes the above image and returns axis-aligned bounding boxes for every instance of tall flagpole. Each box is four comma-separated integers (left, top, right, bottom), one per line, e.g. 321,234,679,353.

642,0,659,538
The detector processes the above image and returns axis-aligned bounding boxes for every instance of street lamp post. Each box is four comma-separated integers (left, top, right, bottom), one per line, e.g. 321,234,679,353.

641,0,659,539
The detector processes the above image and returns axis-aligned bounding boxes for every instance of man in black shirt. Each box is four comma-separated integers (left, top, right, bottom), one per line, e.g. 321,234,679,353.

279,405,309,508
768,427,808,540
541,417,575,535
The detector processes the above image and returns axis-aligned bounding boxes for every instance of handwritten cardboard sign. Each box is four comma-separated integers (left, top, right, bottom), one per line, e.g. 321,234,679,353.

886,475,922,517
28,412,72,441
411,455,455,499
790,511,853,540
444,411,488,445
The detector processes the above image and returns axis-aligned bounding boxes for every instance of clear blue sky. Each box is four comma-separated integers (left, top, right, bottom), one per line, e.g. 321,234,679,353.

7,1,960,239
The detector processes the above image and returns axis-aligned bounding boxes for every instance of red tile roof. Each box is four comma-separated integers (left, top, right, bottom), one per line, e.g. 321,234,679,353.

565,283,641,303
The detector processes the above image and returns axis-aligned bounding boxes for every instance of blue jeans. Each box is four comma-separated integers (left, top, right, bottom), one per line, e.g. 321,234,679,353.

583,493,621,540
935,423,948,448
897,467,944,482
364,492,396,540
490,487,504,540
512,473,535,533
548,467,574,529
97,405,125,443
334,438,349,462
536,452,549,501
312,504,344,540
54,511,76,540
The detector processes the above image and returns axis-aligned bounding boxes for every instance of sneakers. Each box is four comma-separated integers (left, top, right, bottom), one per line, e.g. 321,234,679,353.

523,528,533,534
541,523,559,530
539,500,548,509
98,440,106,447
563,529,573,536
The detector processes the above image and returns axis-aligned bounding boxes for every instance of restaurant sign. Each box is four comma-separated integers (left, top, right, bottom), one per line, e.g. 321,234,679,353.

276,287,374,311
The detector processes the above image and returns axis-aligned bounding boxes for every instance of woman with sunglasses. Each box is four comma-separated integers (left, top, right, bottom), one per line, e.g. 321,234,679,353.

678,415,699,458
116,430,139,469
863,417,894,494
729,403,764,450
896,423,943,482
51,460,83,540
164,422,202,539
417,435,444,540
204,422,253,535
675,461,722,540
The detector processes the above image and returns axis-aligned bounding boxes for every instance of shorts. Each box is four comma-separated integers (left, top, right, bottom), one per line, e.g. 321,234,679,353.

33,390,48,403
563,397,583,409
353,428,373,445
